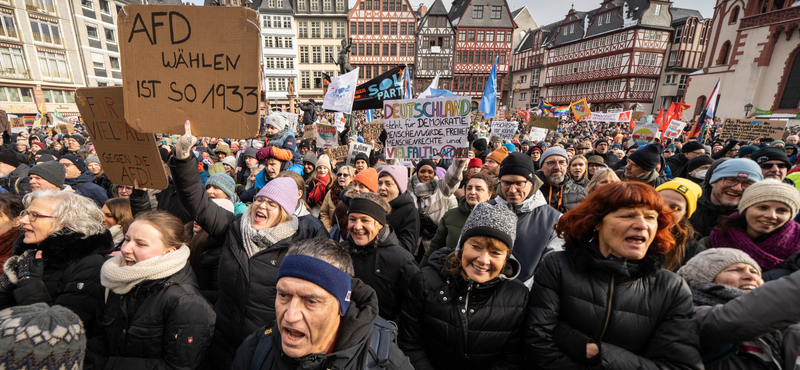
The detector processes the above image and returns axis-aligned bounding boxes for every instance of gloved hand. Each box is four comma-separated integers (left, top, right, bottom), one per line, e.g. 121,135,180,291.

17,250,44,281
0,273,15,292
552,321,599,364
256,147,274,162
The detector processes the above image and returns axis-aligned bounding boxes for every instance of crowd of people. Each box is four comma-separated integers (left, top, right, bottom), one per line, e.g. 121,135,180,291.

3,107,800,370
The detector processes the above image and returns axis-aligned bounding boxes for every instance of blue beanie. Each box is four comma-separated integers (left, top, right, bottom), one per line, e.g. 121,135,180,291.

709,158,763,185
277,254,352,315
503,143,516,153
206,173,235,198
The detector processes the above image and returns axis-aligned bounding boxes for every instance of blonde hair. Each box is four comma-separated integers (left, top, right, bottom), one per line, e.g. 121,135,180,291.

586,168,621,193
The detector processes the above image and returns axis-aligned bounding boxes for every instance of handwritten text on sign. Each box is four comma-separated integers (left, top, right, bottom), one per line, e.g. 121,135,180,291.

75,87,168,189
118,5,261,138
490,121,517,141
720,118,788,141
383,97,471,160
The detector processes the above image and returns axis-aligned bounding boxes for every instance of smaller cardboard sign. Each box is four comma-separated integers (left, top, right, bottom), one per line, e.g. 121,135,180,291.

570,99,591,120
304,124,316,139
362,122,383,141
76,87,169,189
720,118,788,141
631,122,658,145
325,145,348,163
528,116,559,131
9,117,24,128
631,111,646,121
316,123,338,148
529,127,548,142
346,142,372,166
662,120,686,139
57,123,74,135
490,121,517,141
0,110,7,133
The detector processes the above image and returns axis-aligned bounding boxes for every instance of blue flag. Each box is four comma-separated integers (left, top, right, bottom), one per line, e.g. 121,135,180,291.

478,57,498,119
365,109,374,122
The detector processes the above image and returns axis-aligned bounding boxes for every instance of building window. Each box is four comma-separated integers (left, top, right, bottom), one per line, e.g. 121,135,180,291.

325,46,334,63
391,22,397,35
654,4,661,16
678,75,687,90
300,46,309,63
263,15,271,28
86,24,99,40
336,22,345,37
264,36,273,48
399,44,405,56
777,49,800,109
337,0,344,10
350,22,356,36
519,92,526,101
323,22,333,38
109,56,119,70
0,14,17,40
39,50,70,81
477,30,484,42
312,21,320,38
383,22,389,34
0,86,33,102
300,22,309,37
497,31,505,42
91,51,104,69
491,6,501,19
323,0,330,10
467,30,475,41
667,51,677,67
673,26,683,43
99,0,110,13
298,0,305,10
301,71,310,88
400,23,406,35
485,31,494,42
729,6,739,24
313,71,322,88
105,28,115,44
531,68,540,85
459,30,465,41
311,0,318,10
407,44,413,56
472,5,483,19
0,46,28,78
382,43,388,56
717,41,731,65
365,43,371,55
81,0,92,9
312,46,321,63
30,19,62,46
43,89,74,103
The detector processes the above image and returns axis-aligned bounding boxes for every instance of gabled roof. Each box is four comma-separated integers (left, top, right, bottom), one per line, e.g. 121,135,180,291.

511,7,523,18
670,7,704,24
514,29,533,53
447,0,470,24
428,0,449,16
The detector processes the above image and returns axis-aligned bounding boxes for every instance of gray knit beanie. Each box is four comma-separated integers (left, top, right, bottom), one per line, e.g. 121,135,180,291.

0,303,86,369
457,202,517,252
29,161,66,189
738,179,800,218
677,248,761,287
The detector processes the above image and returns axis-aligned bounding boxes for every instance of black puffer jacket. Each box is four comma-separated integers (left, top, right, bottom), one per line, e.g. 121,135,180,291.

346,226,418,322
536,171,587,212
690,194,736,239
666,153,689,179
525,240,703,369
0,230,114,339
0,163,31,196
95,263,216,370
169,155,328,369
387,191,420,254
399,248,528,370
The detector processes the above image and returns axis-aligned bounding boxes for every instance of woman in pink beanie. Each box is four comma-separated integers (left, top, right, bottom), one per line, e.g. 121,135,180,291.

378,165,419,255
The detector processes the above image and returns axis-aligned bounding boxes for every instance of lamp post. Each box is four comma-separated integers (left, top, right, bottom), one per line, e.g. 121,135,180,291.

744,103,753,118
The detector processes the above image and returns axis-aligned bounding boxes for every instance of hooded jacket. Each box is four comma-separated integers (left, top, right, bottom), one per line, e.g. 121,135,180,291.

65,170,109,207
387,191,420,254
488,177,562,289
169,155,329,369
536,171,587,213
231,278,412,370
346,227,418,322
423,196,471,267
94,263,216,370
525,242,703,370
666,153,690,179
399,248,528,370
0,163,31,196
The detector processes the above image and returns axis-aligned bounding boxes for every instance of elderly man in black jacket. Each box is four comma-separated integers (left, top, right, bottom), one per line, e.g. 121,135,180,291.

536,147,586,212
232,238,412,370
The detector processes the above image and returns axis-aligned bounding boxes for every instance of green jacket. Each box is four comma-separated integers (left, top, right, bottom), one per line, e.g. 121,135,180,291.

421,196,471,267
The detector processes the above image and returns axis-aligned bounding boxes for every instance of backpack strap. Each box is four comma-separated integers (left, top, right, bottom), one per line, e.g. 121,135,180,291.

251,327,275,370
364,316,397,369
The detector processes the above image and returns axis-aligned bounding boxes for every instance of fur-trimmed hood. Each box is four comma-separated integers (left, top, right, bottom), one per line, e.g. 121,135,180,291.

12,229,114,270
563,238,665,279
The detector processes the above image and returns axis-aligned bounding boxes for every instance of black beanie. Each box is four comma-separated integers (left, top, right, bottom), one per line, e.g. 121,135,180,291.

685,155,714,174
628,143,664,172
751,147,791,168
159,147,170,163
70,134,85,146
499,152,536,182
0,150,19,167
473,138,487,152
415,159,436,174
681,141,705,154
354,152,369,165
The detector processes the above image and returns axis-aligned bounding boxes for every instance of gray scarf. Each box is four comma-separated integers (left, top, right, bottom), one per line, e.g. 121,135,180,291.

240,213,298,258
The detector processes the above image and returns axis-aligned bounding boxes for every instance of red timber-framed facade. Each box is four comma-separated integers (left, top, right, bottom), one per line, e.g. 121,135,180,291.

683,0,800,121
347,0,418,85
448,0,516,102
509,23,557,110
653,9,709,113
543,0,674,113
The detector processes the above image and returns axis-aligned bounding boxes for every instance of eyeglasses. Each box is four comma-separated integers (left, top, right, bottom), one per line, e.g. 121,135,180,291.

721,178,753,189
20,210,56,222
544,160,567,167
337,173,350,177
759,162,788,169
253,196,280,210
500,180,529,189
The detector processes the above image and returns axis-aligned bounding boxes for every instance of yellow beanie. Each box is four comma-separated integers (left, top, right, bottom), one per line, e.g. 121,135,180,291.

656,178,702,218
486,146,509,164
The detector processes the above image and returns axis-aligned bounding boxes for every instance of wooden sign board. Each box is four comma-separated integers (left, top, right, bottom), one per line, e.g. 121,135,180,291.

118,5,261,138
720,118,788,142
362,122,383,141
528,116,559,131
325,145,348,163
76,87,169,189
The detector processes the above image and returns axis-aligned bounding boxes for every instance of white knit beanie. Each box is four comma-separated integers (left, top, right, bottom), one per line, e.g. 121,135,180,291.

738,179,800,218
677,248,762,287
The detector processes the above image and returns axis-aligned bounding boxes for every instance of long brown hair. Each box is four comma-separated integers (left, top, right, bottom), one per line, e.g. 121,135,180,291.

664,217,698,270
104,198,133,234
184,222,208,269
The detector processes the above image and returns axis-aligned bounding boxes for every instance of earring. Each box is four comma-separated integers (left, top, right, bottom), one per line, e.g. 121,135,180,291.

589,229,598,243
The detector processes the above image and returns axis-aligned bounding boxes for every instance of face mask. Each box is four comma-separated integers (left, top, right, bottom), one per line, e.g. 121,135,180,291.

694,170,708,180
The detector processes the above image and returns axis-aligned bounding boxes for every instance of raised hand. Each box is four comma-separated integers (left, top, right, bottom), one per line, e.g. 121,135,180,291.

176,120,197,160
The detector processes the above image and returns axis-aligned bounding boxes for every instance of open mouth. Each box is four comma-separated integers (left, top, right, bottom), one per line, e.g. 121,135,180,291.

723,191,741,198
625,236,646,245
471,263,489,274
124,257,136,266
758,221,777,227
284,328,305,342
253,211,268,223
739,284,757,291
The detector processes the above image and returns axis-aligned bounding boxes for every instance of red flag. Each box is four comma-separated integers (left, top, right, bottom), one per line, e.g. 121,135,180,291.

663,103,679,128
655,106,666,131
525,108,530,121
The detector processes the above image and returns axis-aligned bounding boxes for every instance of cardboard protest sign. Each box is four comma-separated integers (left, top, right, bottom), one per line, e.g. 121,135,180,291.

720,118,788,141
631,111,646,121
316,123,338,148
383,97,472,161
579,111,633,122
76,87,169,189
57,123,74,134
570,99,591,120
528,116,559,131
0,110,7,133
304,124,316,139
362,122,383,141
529,127,548,143
325,145,348,163
631,122,658,145
9,118,24,128
346,142,372,166
118,5,261,138
662,120,686,139
490,121,517,141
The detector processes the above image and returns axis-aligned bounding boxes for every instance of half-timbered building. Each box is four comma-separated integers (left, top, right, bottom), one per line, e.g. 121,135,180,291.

348,0,418,85
509,22,558,110
414,0,455,92
654,8,707,113
502,7,538,105
684,0,800,121
543,0,674,113
449,0,516,101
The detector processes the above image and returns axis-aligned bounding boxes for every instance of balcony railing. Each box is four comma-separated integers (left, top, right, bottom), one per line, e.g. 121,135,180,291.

0,27,18,39
25,0,55,14
739,6,800,30
0,67,31,79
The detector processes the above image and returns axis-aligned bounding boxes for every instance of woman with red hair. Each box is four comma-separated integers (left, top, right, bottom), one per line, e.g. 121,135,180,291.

524,181,703,369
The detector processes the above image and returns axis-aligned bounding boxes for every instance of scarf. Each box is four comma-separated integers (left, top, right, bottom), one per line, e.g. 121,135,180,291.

411,174,438,208
710,214,800,271
330,182,345,206
109,224,124,247
100,245,190,295
629,168,660,185
241,213,298,258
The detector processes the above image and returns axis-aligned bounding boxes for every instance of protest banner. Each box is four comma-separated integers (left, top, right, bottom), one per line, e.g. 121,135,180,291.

720,118,788,141
322,68,358,113
490,121,517,141
383,96,472,161
325,66,405,111
631,122,658,145
346,142,372,166
528,127,548,143
325,145,348,163
333,112,346,132
304,124,316,139
662,120,686,139
316,123,338,148
579,111,633,122
76,87,169,189
570,99,591,120
118,5,261,138
528,116,559,131
362,122,383,141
